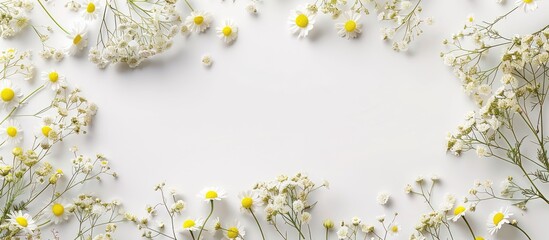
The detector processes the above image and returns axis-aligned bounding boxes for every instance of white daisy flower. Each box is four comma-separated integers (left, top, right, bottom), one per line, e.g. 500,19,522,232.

41,70,67,91
487,207,512,235
81,0,100,21
198,187,226,201
238,190,262,213
8,211,37,233
46,200,73,224
66,21,88,55
185,11,212,33
216,19,238,44
376,191,390,205
36,122,59,143
448,205,467,222
288,7,315,39
225,221,245,240
336,11,362,39
181,218,204,232
0,119,23,144
0,80,22,110
388,223,400,236
515,0,538,12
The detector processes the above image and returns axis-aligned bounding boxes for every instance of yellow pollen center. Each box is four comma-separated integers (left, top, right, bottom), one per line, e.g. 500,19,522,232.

453,206,466,216
42,126,52,137
73,34,82,45
295,14,309,28
344,20,357,32
6,126,17,137
86,3,95,13
52,204,64,216
493,212,504,225
1,88,15,102
183,219,196,229
194,16,204,25
15,216,28,227
222,26,232,36
241,197,253,209
227,227,239,239
48,72,59,82
475,237,485,240
523,0,533,3
468,17,474,22
205,190,218,199
391,225,399,233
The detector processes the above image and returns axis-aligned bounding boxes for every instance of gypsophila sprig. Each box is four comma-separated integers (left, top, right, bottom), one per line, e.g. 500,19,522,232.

0,0,33,38
444,6,549,208
0,48,121,239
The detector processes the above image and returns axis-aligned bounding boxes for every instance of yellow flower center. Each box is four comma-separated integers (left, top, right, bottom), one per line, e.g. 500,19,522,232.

523,0,533,3
475,237,485,240
1,88,15,102
295,14,309,28
194,16,204,25
222,26,232,36
42,126,52,137
15,216,28,227
493,212,504,225
227,227,239,239
52,203,65,216
48,72,59,82
183,219,196,229
468,17,474,22
86,3,96,13
453,206,466,216
205,190,218,199
73,34,82,45
6,126,17,137
390,225,399,233
241,197,253,209
344,20,357,32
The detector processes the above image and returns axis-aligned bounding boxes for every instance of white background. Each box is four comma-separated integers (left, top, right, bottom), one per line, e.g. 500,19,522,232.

3,0,549,239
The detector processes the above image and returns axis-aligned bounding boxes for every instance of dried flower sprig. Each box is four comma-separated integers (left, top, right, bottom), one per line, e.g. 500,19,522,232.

444,5,549,207
0,48,122,239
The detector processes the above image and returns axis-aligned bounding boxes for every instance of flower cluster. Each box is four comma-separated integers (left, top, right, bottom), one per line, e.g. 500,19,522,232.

0,0,33,38
89,1,181,68
444,4,549,208
405,175,532,240
331,214,400,240
286,0,431,51
0,48,121,239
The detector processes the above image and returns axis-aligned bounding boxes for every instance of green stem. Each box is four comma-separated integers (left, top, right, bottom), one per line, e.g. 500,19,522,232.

511,224,532,240
197,200,214,240
37,0,70,35
250,209,266,240
462,217,476,240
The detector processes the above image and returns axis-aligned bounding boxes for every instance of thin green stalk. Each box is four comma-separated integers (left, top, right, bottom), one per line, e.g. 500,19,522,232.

37,0,70,35
250,209,266,240
197,200,214,240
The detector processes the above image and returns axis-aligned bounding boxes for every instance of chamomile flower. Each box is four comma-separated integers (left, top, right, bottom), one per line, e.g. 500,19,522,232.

336,11,362,39
388,223,400,236
216,19,238,44
41,70,67,91
181,218,204,232
0,119,23,144
487,208,512,234
81,0,100,21
0,80,22,110
288,7,315,39
8,211,37,233
185,11,212,33
515,0,538,12
238,190,262,212
225,221,245,240
466,14,475,25
449,205,467,222
46,200,73,224
198,187,226,201
66,21,88,55
36,122,59,143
